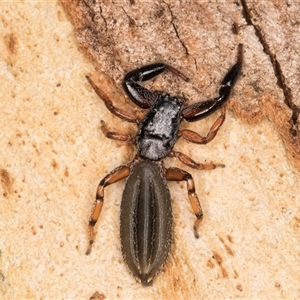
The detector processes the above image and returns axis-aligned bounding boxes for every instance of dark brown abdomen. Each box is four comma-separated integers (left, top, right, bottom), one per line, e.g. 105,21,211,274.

120,160,172,286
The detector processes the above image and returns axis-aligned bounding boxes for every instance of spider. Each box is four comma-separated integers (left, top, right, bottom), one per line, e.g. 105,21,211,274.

85,44,243,286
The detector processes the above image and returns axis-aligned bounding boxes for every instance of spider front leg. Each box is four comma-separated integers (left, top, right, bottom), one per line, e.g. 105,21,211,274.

164,167,203,238
123,63,189,108
182,44,243,122
86,165,130,255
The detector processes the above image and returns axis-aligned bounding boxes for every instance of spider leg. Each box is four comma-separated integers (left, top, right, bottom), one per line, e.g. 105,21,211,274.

86,165,131,255
100,120,134,143
164,167,203,238
169,150,225,170
182,44,243,122
86,76,140,124
180,108,226,144
123,63,189,108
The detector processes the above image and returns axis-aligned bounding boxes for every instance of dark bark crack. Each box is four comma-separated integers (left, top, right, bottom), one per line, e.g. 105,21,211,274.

82,0,96,23
81,0,107,32
98,3,107,32
240,0,298,135
165,3,189,56
121,7,136,27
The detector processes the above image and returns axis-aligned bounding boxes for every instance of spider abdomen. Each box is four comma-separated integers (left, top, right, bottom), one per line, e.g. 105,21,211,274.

120,160,172,286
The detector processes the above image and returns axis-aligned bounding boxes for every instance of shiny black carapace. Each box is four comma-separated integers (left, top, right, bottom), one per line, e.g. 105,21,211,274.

86,44,243,286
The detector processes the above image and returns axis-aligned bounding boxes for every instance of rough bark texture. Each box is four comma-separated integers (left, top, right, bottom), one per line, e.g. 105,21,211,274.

0,1,300,299
61,0,300,171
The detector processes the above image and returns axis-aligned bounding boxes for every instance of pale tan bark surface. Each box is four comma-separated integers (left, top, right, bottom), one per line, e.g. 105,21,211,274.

0,1,299,299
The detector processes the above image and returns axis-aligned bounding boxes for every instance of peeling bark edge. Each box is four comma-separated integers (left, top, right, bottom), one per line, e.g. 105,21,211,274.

240,0,299,137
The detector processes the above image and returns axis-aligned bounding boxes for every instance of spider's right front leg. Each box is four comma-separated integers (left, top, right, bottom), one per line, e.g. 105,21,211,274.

86,165,130,255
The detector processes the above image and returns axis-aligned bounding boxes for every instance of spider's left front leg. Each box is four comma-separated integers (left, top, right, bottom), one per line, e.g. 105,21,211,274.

122,63,189,108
